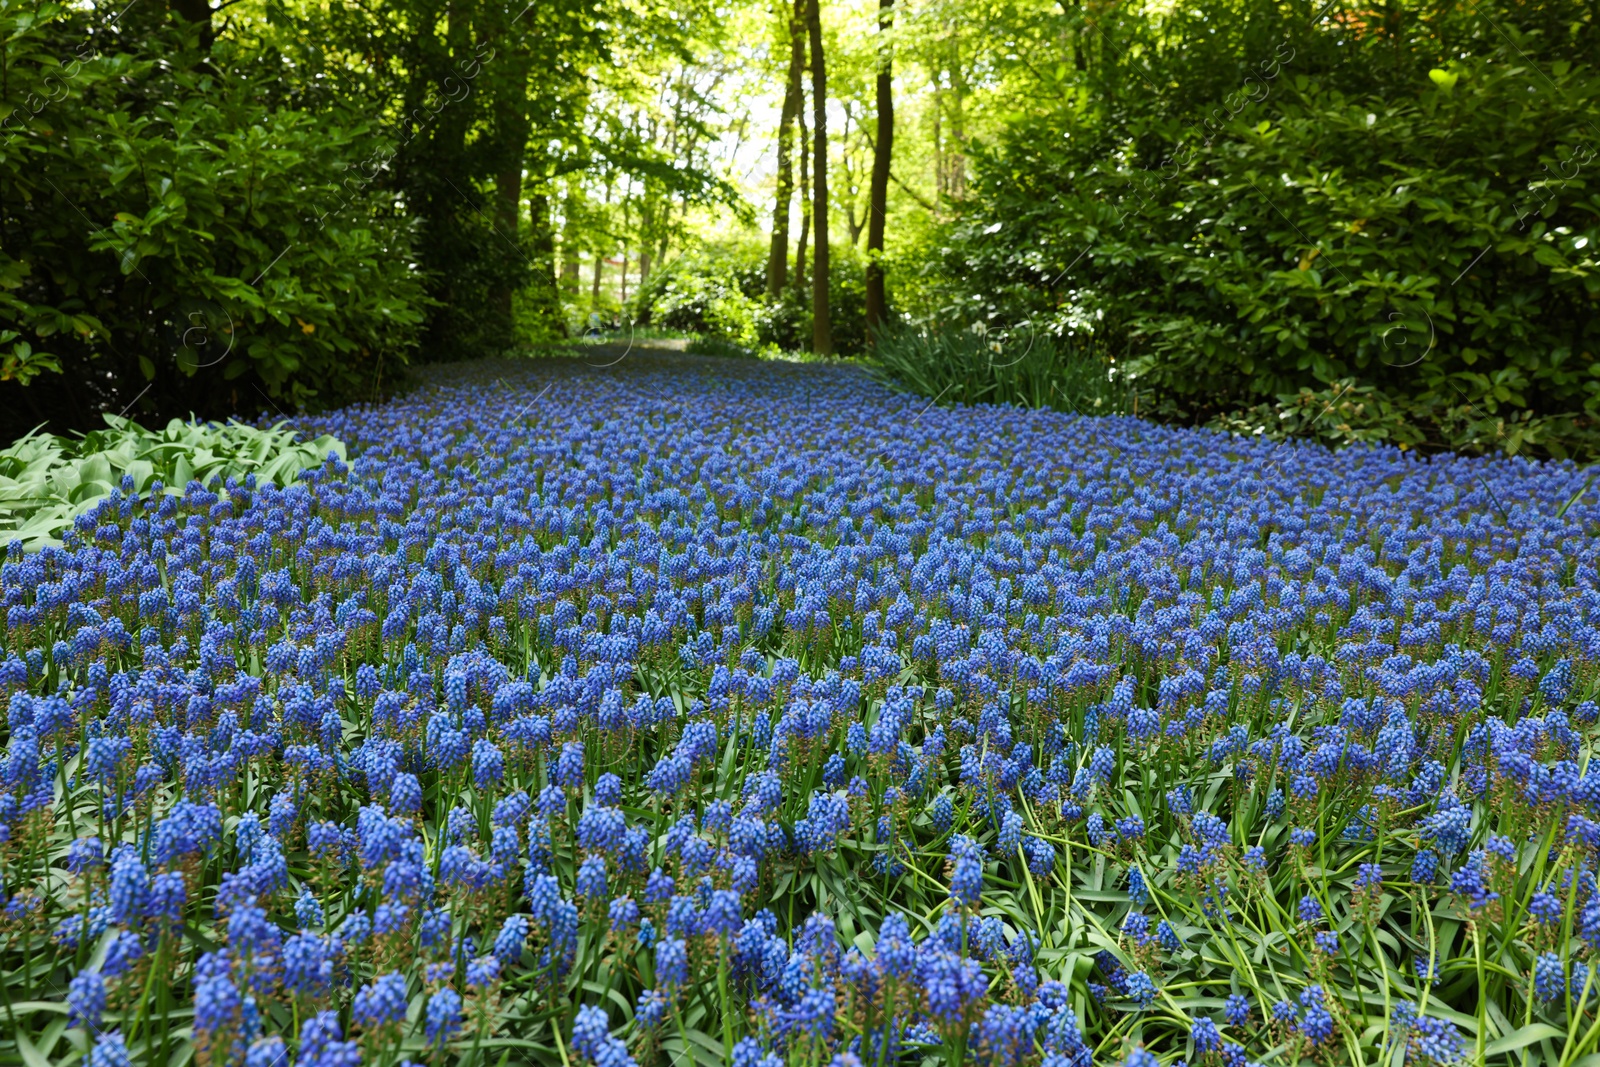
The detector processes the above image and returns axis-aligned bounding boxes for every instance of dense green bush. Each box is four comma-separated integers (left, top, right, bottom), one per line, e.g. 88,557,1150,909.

0,4,429,439
942,0,1600,457
634,245,877,355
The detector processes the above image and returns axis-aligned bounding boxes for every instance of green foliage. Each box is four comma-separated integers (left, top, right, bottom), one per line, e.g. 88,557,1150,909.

0,415,344,548
941,0,1600,457
0,3,428,436
870,323,1132,415
1211,379,1600,458
635,245,877,354
636,251,771,344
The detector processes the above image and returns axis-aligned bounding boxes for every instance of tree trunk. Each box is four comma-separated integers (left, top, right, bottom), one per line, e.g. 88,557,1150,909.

495,162,524,327
795,75,810,296
528,190,561,334
768,0,805,299
946,36,969,202
561,183,582,296
865,0,894,335
591,254,603,309
807,0,831,356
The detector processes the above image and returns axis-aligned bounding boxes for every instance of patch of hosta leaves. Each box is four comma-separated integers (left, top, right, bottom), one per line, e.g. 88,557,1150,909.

0,415,344,548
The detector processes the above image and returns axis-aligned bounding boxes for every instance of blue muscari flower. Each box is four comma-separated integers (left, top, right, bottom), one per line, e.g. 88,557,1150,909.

730,1037,780,1067
1353,863,1382,893
102,931,143,978
1157,920,1181,952
655,937,688,987
493,914,529,964
1530,888,1562,925
1412,848,1439,885
1264,789,1285,820
1298,895,1324,923
1022,834,1056,876
107,850,149,926
69,970,106,1030
876,913,917,980
295,890,324,929
576,855,607,900
917,948,986,1026
466,955,501,989
425,989,462,1045
931,793,954,831
636,989,668,1028
609,896,640,931
283,931,335,997
389,772,421,814
705,889,742,936
67,835,104,874
998,810,1024,854
1408,1015,1464,1064
947,834,984,908
1299,985,1334,1044
554,741,586,790
194,959,243,1053
1422,804,1471,855
1535,952,1566,1000
1191,1015,1222,1053
1225,993,1250,1028
352,971,408,1029
246,1036,289,1067
1127,865,1149,904
1125,970,1157,1007
89,1031,131,1067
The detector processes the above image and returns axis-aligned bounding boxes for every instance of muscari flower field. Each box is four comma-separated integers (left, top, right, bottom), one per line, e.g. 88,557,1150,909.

2,352,1598,1067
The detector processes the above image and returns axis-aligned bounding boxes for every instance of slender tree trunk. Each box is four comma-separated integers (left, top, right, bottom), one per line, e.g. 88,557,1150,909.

947,37,969,201
529,189,561,334
591,255,603,309
495,163,521,327
865,0,894,336
769,0,805,298
795,74,810,296
806,0,831,355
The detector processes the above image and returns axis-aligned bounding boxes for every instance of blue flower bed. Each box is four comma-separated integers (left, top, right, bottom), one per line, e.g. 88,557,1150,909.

2,353,1597,1067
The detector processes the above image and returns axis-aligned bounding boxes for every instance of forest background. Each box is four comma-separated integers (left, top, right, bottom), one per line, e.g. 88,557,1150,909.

1,0,1598,457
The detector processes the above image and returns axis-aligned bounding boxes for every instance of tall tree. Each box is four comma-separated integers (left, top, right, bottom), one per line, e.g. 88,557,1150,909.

864,0,893,333
768,0,805,298
806,0,831,355
492,44,534,331
794,69,810,295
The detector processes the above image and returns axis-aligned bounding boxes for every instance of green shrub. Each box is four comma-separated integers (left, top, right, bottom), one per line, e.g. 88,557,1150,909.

684,335,764,360
0,3,427,439
941,0,1600,457
635,246,878,355
870,323,1132,415
0,415,344,548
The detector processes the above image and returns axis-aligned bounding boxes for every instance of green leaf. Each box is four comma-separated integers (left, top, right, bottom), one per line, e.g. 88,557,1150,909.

1485,1024,1566,1057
